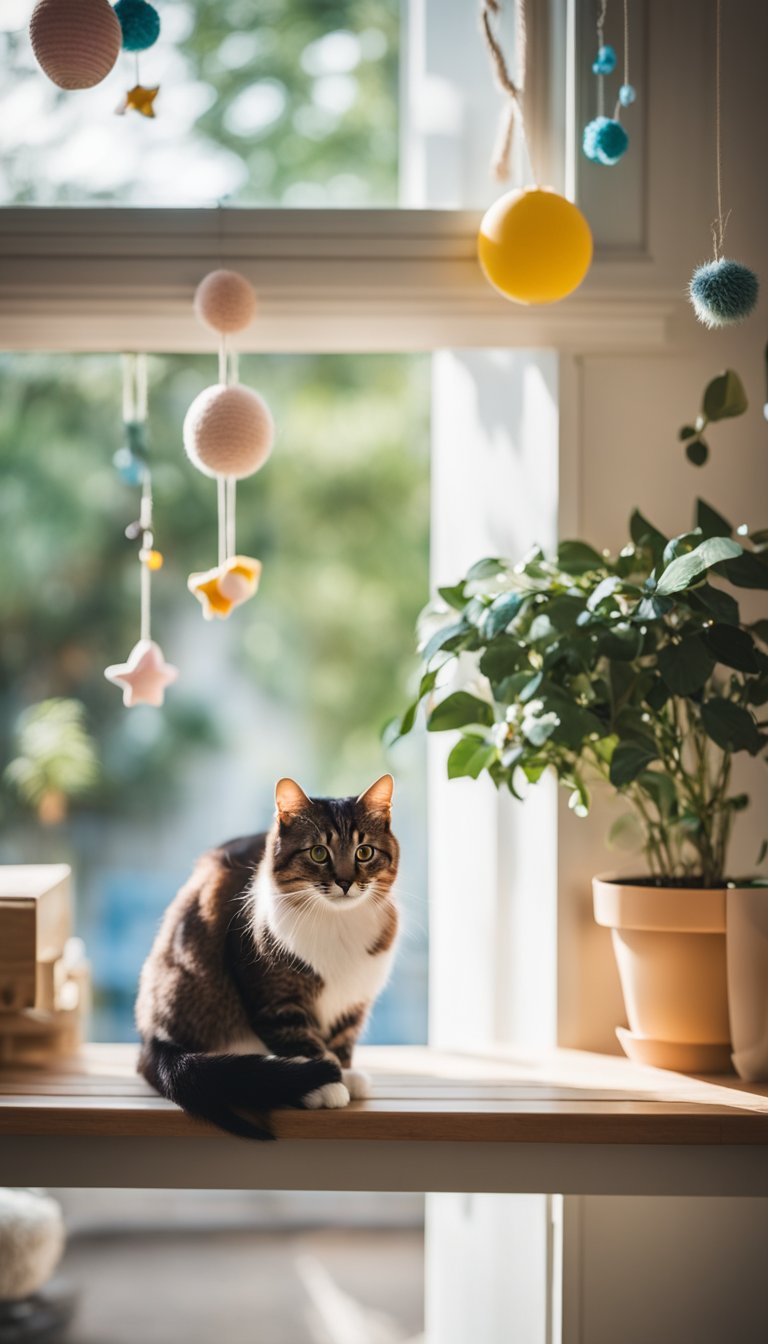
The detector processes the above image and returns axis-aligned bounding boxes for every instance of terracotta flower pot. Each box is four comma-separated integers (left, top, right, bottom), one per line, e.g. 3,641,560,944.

726,885,768,1082
593,874,732,1072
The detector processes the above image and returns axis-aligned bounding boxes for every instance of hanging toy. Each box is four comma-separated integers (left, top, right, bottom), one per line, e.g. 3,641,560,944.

184,271,273,619
114,0,161,118
583,0,632,166
477,0,592,305
688,0,758,328
105,355,178,707
29,0,122,91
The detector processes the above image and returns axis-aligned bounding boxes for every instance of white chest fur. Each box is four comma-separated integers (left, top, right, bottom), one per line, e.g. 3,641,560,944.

255,876,397,1033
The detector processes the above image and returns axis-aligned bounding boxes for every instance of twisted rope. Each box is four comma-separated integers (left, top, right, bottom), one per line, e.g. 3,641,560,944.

480,0,534,182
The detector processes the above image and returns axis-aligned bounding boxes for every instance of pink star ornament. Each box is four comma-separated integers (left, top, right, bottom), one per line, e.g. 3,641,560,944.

104,639,179,708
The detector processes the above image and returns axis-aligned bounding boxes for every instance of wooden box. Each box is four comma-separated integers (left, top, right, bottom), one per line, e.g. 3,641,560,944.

0,866,72,1012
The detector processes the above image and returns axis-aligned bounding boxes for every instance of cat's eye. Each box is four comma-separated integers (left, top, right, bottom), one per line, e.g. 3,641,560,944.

355,844,375,862
309,845,329,864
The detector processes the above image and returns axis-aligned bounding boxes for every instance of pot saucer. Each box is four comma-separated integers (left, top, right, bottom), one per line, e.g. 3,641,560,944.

616,1027,732,1074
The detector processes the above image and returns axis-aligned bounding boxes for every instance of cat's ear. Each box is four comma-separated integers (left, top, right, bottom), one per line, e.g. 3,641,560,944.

275,777,312,821
357,774,394,817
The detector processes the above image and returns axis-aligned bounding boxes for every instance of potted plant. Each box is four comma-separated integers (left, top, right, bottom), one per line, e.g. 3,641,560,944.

389,377,768,1073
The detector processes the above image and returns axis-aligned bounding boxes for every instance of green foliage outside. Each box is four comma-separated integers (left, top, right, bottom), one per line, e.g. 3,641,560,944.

0,352,429,825
392,374,768,887
1,0,399,205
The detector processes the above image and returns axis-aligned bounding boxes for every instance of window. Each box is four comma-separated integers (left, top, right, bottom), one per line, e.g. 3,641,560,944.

0,0,399,206
0,350,429,1042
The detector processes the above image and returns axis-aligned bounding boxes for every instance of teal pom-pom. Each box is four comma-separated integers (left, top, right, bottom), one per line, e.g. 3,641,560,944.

619,83,636,106
114,0,160,53
113,447,147,486
582,116,629,166
689,258,759,328
592,44,617,75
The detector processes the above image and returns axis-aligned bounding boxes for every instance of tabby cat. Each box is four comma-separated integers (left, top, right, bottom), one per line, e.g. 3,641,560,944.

136,774,399,1138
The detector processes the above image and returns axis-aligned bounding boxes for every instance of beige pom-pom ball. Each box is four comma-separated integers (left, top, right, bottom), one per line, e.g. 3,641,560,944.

0,1188,65,1300
194,270,258,335
183,384,274,480
30,0,122,91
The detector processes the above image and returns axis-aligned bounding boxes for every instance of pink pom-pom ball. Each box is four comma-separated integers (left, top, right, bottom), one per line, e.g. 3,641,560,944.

183,384,274,480
194,270,258,335
29,0,122,90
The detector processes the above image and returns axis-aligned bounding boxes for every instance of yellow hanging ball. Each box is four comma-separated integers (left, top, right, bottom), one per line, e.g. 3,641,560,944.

477,187,593,306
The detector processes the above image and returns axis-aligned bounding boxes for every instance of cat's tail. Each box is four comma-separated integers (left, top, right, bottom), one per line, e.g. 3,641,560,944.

138,1038,340,1141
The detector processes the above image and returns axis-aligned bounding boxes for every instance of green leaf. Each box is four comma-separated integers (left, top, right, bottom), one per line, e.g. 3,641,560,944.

421,620,470,664
630,510,668,563
757,839,768,867
427,692,494,732
678,424,698,441
750,619,768,646
608,811,645,850
587,576,624,611
696,499,733,538
637,769,679,818
702,369,748,421
657,635,716,694
447,737,497,780
479,636,526,682
700,698,762,754
703,624,759,672
718,551,768,589
655,536,743,595
609,740,659,787
557,540,605,574
437,582,467,611
483,592,524,639
518,671,544,703
465,557,502,581
685,439,709,466
691,583,740,625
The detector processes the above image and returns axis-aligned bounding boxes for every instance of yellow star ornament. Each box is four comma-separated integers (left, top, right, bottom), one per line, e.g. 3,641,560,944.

187,556,262,620
116,84,159,118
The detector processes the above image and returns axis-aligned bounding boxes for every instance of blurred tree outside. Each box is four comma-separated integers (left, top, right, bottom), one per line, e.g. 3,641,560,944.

0,352,430,1039
0,0,399,205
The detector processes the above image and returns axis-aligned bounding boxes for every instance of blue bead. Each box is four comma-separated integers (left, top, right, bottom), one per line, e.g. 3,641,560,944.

592,44,617,75
689,258,759,328
619,83,636,106
113,448,147,486
114,0,161,53
582,116,629,166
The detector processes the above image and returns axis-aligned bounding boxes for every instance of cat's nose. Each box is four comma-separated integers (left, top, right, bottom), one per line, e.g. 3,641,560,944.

335,878,352,895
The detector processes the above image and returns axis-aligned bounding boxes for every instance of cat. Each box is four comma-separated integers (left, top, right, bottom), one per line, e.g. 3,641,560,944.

136,774,399,1139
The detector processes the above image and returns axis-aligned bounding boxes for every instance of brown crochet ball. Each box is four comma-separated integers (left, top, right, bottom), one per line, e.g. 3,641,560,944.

194,270,258,335
30,0,122,90
183,384,274,481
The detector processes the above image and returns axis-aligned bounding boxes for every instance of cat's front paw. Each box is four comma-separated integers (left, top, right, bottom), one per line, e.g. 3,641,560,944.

342,1069,372,1100
302,1081,351,1110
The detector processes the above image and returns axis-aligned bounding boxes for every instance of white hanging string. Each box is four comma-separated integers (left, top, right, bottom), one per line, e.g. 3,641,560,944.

139,476,153,642
217,476,227,566
712,0,729,260
226,477,236,558
613,0,629,119
596,0,607,118
122,352,148,422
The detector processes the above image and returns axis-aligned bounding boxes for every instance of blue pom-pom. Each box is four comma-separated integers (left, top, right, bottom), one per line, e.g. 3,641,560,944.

582,116,629,166
689,258,759,328
619,83,636,106
114,0,161,53
113,447,147,486
592,44,617,75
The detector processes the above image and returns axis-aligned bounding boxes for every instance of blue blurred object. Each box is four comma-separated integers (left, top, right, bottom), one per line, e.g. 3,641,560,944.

113,447,147,486
619,82,636,106
592,43,617,75
114,0,161,52
583,115,629,166
689,258,759,328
